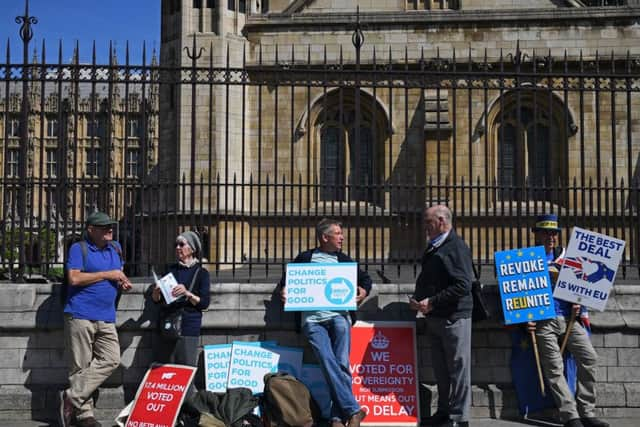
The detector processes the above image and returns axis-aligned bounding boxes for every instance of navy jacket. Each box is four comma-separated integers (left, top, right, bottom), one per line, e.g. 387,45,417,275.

413,230,473,320
160,263,211,336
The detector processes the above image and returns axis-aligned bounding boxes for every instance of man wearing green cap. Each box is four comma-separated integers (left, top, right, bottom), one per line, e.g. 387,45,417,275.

59,212,132,427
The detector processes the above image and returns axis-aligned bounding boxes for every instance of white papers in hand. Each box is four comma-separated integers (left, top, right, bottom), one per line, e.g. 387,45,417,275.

153,269,178,304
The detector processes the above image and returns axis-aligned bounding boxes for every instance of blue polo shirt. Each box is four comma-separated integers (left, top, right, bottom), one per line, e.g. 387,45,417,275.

64,239,123,323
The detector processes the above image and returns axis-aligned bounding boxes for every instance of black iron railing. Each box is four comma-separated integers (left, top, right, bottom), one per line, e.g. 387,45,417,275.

1,2,640,282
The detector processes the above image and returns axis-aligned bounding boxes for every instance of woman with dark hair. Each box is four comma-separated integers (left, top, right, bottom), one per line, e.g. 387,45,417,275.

152,230,210,368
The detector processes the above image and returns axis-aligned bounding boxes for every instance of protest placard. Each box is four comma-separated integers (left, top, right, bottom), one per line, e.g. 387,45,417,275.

350,321,419,426
263,344,303,379
204,344,232,393
126,364,196,427
300,364,332,419
495,246,556,325
227,341,280,393
554,227,625,311
284,262,357,311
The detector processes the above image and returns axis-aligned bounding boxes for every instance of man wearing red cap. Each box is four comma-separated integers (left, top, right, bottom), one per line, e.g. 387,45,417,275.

528,214,607,427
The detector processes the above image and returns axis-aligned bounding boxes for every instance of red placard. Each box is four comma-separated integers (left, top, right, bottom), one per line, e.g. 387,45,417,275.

126,364,196,427
350,321,419,426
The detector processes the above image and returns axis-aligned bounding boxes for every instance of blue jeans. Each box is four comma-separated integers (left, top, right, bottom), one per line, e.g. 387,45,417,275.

302,314,360,422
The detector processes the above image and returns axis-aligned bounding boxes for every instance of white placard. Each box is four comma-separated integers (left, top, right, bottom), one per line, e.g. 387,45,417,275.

203,344,232,392
553,227,625,311
227,342,280,394
284,263,358,311
153,269,178,304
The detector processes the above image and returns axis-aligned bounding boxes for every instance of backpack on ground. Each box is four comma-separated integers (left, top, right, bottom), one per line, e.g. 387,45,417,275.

262,373,320,427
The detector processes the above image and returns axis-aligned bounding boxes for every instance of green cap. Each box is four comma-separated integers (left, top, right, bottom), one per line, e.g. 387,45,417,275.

86,211,117,226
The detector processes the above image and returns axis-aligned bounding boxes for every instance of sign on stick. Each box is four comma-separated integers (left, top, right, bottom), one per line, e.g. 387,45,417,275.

554,227,625,311
495,246,556,325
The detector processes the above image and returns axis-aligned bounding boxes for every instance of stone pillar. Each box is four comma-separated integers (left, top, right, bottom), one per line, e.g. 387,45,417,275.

217,0,225,35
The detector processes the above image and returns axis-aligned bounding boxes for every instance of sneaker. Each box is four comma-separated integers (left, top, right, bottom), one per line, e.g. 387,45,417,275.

347,409,366,427
564,419,585,427
76,417,102,427
331,419,346,427
581,418,609,427
58,390,74,427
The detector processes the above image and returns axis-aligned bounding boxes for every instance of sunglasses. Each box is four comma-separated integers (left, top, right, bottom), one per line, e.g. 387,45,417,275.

175,241,187,248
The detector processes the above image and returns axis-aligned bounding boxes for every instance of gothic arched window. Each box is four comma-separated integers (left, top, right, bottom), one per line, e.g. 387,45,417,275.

318,106,381,204
494,94,568,202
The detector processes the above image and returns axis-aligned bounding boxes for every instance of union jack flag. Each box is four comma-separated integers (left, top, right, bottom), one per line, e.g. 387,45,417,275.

557,256,615,284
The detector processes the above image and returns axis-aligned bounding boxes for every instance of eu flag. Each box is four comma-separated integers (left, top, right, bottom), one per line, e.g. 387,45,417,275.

510,328,578,416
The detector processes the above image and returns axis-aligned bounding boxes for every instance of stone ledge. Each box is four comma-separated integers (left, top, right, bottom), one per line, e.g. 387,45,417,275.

0,282,639,330
245,8,640,30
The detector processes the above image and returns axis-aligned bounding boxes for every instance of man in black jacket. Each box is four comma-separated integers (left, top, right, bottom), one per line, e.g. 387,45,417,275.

279,218,371,427
410,205,473,427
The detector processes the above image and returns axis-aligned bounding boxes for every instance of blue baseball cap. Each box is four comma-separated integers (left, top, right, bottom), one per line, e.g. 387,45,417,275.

532,214,561,232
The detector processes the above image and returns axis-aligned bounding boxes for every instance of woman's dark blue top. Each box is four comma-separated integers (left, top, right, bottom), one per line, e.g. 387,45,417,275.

164,263,211,336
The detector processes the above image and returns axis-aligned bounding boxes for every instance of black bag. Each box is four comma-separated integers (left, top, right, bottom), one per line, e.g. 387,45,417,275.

159,308,183,340
471,264,491,322
262,373,319,427
157,266,201,340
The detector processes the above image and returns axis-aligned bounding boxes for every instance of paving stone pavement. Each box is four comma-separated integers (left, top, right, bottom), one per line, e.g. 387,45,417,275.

1,418,637,427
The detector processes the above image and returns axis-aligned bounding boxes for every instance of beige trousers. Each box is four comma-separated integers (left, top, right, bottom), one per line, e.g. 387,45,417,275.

64,315,121,421
535,316,598,422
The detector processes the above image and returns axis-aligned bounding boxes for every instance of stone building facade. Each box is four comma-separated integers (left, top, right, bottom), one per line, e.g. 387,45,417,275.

156,0,640,270
0,53,159,267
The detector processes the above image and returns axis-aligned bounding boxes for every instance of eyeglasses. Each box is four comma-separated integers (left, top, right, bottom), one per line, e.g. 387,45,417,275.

93,225,113,231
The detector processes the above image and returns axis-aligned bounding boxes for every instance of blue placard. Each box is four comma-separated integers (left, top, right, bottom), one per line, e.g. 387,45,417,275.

495,246,556,325
301,364,332,419
263,344,304,379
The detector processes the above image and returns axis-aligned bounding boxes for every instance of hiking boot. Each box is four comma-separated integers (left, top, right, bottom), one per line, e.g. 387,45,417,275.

564,419,584,427
58,390,74,427
76,417,102,427
580,418,609,427
347,409,366,427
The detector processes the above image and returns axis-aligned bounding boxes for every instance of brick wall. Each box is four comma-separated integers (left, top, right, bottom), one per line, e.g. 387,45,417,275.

0,279,639,422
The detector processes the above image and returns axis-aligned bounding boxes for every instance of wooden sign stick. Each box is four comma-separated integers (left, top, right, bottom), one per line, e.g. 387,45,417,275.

560,310,577,355
530,330,546,397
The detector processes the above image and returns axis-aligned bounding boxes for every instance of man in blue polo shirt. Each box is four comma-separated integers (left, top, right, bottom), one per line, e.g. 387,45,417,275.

59,212,132,427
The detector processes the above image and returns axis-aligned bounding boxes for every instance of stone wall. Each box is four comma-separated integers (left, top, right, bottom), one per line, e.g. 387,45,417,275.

0,278,639,422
